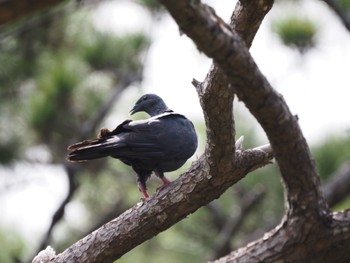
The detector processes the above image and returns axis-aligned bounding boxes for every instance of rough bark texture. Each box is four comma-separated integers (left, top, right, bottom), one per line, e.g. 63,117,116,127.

44,148,273,263
31,0,350,262
156,0,350,262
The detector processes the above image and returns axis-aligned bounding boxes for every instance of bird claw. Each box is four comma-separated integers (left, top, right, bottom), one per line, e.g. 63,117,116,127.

140,196,150,202
156,180,171,193
138,185,150,201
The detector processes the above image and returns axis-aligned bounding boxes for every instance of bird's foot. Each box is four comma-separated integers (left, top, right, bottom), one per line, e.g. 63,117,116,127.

138,186,150,201
156,176,171,192
140,196,149,201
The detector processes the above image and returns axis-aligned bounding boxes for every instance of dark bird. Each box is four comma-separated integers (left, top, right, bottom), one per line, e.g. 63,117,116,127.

67,94,198,200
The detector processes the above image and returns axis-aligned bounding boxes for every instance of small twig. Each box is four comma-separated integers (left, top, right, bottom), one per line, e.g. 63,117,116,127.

253,143,273,155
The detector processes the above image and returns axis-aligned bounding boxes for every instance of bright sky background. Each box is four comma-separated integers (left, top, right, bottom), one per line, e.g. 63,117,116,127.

1,0,350,251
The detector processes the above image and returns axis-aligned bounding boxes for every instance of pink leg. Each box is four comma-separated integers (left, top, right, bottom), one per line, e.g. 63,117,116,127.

160,176,171,187
138,183,150,201
155,170,171,192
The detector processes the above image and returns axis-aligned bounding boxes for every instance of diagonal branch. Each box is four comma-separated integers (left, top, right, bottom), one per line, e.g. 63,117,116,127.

323,161,350,207
39,144,273,263
160,0,329,218
191,0,274,192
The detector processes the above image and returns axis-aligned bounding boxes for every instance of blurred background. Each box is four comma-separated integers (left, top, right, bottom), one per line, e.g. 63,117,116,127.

1,0,350,262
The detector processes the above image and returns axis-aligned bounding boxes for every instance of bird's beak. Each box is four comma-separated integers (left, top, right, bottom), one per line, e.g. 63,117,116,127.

129,105,139,115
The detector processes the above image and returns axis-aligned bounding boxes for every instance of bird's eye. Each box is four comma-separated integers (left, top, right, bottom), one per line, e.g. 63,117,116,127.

142,96,148,101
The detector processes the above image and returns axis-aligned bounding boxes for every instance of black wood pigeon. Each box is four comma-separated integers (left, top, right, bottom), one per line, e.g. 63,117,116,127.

67,94,198,200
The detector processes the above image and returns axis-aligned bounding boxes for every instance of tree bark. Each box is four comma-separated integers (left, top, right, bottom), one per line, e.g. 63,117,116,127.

156,0,350,262
33,146,272,263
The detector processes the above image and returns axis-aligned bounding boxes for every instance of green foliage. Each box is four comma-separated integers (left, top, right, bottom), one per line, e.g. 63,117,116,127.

21,10,149,156
0,38,34,93
78,32,149,72
312,134,350,211
337,0,350,10
0,139,20,164
0,228,26,263
68,12,149,73
272,15,317,52
138,0,163,11
119,226,204,263
1,3,151,262
29,52,88,145
312,135,350,180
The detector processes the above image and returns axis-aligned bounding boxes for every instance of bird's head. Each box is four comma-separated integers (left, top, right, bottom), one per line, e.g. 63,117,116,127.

130,94,170,117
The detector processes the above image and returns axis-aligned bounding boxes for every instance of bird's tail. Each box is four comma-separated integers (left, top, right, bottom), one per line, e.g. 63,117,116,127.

67,137,113,162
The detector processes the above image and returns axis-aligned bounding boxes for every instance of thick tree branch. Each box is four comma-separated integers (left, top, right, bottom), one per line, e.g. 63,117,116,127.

37,144,272,263
160,0,328,218
230,0,274,47
210,208,350,263
190,0,273,198
155,0,350,262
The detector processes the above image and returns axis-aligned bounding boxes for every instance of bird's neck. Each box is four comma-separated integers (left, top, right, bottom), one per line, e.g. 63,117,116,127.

149,105,172,117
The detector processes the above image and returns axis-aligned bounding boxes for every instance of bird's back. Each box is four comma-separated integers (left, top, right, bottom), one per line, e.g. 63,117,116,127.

112,112,197,172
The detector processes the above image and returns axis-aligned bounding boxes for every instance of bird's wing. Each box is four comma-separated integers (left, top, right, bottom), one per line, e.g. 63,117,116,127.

67,120,133,151
67,116,169,161
67,112,196,162
107,117,168,158
114,113,195,159
67,138,101,151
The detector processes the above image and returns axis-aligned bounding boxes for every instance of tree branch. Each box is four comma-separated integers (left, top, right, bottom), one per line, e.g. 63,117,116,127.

160,0,328,218
323,161,350,207
32,1,350,262
209,208,350,263
32,1,276,262
37,144,273,263
156,0,350,262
